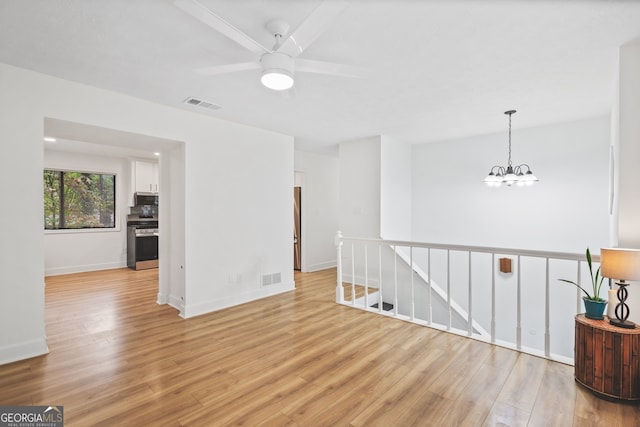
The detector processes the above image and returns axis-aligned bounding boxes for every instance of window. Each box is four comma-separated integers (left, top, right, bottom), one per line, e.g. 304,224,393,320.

44,169,116,230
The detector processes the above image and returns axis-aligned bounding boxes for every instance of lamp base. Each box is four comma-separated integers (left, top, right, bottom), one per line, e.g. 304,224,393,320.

610,318,636,329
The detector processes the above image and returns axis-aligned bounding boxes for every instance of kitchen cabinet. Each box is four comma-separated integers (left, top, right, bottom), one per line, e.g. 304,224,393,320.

135,160,159,193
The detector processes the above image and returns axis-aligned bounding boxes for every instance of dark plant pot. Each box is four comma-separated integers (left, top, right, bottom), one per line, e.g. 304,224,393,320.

583,297,607,320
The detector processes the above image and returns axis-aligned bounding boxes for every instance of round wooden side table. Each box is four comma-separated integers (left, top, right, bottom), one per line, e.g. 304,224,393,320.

574,314,640,400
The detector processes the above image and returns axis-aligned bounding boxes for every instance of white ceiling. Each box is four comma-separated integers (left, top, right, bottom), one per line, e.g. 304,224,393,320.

44,118,181,159
2,0,640,155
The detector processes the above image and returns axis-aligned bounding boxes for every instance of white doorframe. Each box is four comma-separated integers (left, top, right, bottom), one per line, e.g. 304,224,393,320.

294,170,307,272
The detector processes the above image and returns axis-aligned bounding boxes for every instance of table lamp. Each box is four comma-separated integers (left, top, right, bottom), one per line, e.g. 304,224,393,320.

600,248,640,329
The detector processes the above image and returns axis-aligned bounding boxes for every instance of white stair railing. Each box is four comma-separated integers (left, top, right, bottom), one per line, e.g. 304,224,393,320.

392,245,491,339
335,231,600,365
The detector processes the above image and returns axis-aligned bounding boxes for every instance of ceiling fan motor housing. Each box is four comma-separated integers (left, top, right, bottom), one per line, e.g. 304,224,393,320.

261,52,294,74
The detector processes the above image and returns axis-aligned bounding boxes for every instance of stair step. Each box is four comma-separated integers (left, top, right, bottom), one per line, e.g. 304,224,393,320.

371,302,394,311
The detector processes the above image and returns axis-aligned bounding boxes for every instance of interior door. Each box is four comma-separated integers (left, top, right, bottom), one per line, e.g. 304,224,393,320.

294,187,301,271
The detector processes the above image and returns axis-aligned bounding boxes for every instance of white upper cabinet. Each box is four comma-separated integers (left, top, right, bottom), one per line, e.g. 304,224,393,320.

135,160,159,193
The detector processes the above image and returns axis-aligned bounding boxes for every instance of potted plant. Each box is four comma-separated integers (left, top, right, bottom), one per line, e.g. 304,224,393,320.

559,247,607,319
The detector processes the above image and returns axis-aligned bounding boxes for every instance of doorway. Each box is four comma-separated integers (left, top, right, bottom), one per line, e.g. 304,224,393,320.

43,118,185,315
294,186,301,271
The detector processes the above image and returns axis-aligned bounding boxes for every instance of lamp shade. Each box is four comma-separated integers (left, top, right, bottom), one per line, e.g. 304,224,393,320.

600,248,640,281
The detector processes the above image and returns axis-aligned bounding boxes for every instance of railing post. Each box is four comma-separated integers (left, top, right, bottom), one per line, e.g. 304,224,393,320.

545,257,550,358
394,245,399,316
576,261,582,313
378,245,383,313
428,248,432,325
351,243,356,305
335,231,344,303
410,246,415,321
491,253,496,343
364,244,369,309
447,250,451,331
516,255,522,350
467,251,473,337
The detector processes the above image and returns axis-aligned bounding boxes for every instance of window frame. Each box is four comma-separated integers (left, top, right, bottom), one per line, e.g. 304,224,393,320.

43,168,119,233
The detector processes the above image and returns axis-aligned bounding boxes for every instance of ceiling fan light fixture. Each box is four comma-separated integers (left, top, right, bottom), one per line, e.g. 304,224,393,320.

260,52,294,91
261,70,294,91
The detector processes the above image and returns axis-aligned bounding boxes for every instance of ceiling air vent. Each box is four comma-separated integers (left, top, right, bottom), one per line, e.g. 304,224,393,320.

183,97,222,111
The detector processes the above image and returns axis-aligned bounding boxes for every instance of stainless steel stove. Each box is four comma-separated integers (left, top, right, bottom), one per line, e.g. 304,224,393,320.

127,217,158,270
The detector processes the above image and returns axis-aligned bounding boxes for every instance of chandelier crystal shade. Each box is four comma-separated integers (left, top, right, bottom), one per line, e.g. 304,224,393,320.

484,110,538,187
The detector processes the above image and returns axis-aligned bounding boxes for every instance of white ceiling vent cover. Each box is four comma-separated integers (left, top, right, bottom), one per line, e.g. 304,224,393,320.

183,97,222,111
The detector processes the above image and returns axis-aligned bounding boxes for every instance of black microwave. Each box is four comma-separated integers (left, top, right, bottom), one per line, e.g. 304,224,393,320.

134,192,158,206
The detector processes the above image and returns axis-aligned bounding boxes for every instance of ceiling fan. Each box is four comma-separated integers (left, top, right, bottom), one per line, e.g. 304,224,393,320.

174,0,365,91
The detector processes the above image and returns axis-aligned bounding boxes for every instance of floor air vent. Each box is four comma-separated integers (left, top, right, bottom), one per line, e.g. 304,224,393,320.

371,302,394,311
261,272,281,287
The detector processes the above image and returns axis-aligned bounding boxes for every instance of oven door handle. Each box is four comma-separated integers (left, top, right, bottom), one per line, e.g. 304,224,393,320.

135,232,159,238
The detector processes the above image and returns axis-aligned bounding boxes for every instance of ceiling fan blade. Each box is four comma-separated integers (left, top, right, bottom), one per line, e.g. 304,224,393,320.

195,62,260,76
296,59,366,79
174,0,268,55
276,1,348,58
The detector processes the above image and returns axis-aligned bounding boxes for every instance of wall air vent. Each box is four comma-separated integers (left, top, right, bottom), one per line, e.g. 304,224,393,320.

261,272,282,287
183,97,222,111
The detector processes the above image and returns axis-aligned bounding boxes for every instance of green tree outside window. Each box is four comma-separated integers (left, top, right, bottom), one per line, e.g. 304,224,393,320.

44,169,115,229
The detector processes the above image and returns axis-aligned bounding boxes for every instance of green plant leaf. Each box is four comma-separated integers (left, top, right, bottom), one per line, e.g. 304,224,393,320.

557,247,606,301
558,278,592,299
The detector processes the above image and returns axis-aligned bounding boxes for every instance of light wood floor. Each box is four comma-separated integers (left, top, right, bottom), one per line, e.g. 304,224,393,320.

1,268,638,426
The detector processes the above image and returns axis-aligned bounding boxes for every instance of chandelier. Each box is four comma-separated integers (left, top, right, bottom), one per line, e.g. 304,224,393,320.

484,110,538,187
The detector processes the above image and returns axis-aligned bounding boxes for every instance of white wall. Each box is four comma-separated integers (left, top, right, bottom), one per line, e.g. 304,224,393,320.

617,42,640,248
612,41,640,323
412,116,611,253
0,62,293,364
0,66,47,363
183,131,293,317
380,135,412,241
43,150,129,275
338,136,381,237
294,150,339,272
158,144,185,312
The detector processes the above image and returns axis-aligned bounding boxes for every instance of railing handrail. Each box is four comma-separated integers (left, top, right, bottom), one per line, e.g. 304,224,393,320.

338,233,596,262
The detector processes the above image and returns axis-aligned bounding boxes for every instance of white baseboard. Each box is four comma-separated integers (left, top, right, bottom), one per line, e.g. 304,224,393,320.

168,295,185,317
305,260,337,272
0,337,49,365
157,292,169,305
45,261,127,276
182,282,295,319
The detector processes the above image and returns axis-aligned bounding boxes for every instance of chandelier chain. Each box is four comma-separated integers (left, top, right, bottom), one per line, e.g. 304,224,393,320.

507,112,512,167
